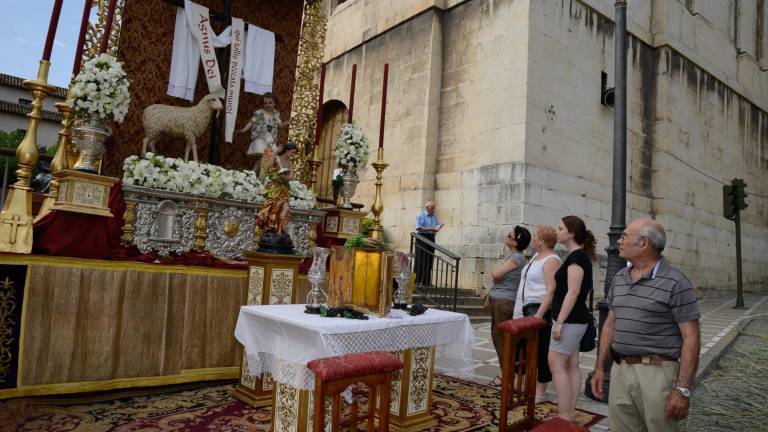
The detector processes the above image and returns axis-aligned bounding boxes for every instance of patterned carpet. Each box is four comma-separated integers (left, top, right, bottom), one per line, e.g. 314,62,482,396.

0,376,604,431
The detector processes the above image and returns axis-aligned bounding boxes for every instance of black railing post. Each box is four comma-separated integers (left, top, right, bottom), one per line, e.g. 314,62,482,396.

453,259,460,311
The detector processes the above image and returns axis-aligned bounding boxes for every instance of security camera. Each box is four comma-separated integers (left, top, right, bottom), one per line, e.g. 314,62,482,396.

601,71,614,108
601,87,615,107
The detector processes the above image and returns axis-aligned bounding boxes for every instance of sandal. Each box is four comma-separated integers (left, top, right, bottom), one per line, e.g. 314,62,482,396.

488,375,502,387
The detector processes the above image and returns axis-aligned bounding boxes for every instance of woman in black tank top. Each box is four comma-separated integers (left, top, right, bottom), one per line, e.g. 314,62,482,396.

549,215,596,422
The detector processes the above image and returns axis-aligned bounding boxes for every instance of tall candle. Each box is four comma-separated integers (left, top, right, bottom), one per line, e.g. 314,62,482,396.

99,0,118,53
314,63,327,153
347,64,357,123
73,0,94,76
378,63,389,149
42,0,64,61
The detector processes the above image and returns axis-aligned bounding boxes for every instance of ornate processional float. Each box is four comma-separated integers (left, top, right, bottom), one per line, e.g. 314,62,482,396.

0,0,405,410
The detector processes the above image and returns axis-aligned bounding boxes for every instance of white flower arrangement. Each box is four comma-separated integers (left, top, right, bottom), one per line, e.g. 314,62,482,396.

288,180,316,210
122,154,316,210
333,123,370,171
71,53,131,123
123,153,264,203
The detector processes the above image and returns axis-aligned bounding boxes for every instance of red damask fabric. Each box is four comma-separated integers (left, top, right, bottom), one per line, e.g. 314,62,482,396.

497,316,547,335
307,351,403,381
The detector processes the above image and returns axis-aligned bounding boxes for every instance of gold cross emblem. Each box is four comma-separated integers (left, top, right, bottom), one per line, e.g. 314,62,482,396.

2,214,29,245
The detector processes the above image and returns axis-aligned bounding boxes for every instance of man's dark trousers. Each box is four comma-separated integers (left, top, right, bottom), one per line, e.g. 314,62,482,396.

415,233,436,285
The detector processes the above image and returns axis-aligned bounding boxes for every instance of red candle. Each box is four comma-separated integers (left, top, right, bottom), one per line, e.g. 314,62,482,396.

314,63,327,150
99,0,118,53
41,0,64,61
73,0,94,76
378,63,389,149
347,64,357,123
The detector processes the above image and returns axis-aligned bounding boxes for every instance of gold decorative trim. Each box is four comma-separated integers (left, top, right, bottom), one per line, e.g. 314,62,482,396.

407,347,432,415
120,200,137,246
193,207,209,252
262,372,274,392
248,266,265,305
0,277,17,384
269,269,294,305
390,350,405,415
0,255,247,278
240,355,257,390
288,0,327,183
0,367,239,399
275,382,300,432
82,0,125,63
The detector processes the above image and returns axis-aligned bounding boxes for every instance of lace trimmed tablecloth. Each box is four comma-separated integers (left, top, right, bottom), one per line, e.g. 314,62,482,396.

234,304,475,390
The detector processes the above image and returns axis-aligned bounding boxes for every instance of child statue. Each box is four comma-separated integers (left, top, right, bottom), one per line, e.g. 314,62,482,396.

237,92,290,172
254,142,298,254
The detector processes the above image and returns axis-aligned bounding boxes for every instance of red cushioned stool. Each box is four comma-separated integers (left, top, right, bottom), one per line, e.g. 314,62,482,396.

497,316,547,432
307,351,403,432
530,417,590,432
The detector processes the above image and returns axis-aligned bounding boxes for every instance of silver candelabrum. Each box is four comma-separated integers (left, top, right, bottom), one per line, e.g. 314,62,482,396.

305,246,331,314
394,251,413,309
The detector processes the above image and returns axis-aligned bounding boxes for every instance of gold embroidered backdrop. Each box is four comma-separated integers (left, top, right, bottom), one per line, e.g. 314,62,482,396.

105,0,304,176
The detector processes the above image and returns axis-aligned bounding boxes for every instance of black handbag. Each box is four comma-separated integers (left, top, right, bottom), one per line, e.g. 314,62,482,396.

522,303,541,317
580,315,597,352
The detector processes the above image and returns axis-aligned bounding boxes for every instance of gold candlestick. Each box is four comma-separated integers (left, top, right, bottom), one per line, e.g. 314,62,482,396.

307,155,323,194
0,60,55,253
369,147,388,241
34,90,74,222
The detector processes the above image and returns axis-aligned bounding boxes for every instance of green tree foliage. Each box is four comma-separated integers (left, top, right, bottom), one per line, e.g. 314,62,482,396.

0,130,58,187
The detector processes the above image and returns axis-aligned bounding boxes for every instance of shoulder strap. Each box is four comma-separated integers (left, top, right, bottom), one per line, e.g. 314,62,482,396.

520,253,536,304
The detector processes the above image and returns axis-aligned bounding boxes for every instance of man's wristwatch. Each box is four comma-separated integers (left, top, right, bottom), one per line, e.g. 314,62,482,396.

676,386,691,398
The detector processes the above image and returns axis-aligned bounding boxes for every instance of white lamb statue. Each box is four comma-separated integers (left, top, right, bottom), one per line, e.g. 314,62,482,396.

141,93,223,162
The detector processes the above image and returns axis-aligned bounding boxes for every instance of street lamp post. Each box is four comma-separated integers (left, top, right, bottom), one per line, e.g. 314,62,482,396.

585,0,628,402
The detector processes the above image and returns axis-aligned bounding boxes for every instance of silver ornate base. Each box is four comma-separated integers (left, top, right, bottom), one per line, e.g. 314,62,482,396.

123,185,323,258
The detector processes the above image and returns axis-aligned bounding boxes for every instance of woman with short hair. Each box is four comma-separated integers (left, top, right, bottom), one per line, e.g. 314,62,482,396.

512,224,561,402
487,225,531,387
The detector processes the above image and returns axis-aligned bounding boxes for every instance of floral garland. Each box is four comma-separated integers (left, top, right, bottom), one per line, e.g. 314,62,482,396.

123,154,316,210
70,54,131,123
333,123,370,171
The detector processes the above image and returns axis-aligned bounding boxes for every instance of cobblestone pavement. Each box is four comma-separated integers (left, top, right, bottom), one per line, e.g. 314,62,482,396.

463,293,768,431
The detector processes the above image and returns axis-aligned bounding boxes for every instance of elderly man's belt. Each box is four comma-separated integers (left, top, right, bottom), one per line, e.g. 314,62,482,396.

620,355,678,365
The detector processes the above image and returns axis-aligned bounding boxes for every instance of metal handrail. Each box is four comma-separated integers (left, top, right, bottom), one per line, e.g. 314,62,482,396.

409,232,461,311
410,232,461,259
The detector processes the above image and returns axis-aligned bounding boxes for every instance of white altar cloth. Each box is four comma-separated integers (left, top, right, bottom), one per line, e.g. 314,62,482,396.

234,304,475,390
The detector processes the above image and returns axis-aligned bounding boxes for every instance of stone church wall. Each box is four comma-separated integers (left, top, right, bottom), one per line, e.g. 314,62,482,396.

322,0,767,294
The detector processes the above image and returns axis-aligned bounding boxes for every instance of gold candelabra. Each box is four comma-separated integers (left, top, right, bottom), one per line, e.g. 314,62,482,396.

369,147,388,241
307,148,323,194
0,60,55,253
35,90,75,222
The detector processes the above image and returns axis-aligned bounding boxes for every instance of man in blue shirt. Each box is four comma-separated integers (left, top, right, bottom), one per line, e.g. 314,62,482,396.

414,200,442,285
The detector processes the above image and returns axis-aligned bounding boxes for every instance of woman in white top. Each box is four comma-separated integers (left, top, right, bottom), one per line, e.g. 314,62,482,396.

513,224,561,402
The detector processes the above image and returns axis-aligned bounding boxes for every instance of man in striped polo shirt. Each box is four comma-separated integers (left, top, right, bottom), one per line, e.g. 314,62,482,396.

591,219,701,432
